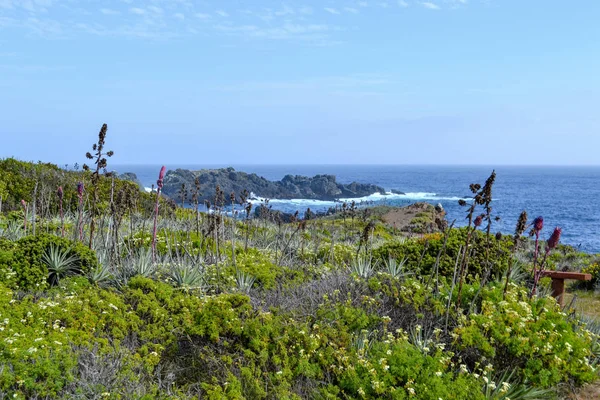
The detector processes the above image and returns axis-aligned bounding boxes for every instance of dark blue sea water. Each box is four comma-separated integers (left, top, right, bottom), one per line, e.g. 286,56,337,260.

114,165,600,254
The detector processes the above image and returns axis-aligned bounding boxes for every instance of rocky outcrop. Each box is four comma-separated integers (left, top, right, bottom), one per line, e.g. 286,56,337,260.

161,167,388,202
118,172,144,190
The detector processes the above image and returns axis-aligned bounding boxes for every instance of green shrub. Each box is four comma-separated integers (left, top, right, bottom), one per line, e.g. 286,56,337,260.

578,262,600,290
0,234,99,290
373,228,513,279
454,283,597,387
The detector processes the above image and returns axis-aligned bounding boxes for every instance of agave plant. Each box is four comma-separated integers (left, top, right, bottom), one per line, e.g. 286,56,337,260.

88,251,114,286
482,369,554,400
42,244,80,286
408,324,435,355
132,248,155,278
384,257,410,279
0,220,25,241
235,269,255,293
352,329,375,356
171,264,204,289
88,264,113,287
350,255,374,279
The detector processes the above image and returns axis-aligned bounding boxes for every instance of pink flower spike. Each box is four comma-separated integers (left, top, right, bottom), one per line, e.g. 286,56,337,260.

21,199,26,208
157,166,167,189
547,227,562,250
533,216,544,232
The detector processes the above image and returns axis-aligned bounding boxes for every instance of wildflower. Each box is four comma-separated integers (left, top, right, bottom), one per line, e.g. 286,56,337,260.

57,186,63,200
474,214,484,227
77,182,84,197
547,227,562,250
407,387,416,395
108,303,118,310
514,211,528,239
533,216,544,234
157,166,167,189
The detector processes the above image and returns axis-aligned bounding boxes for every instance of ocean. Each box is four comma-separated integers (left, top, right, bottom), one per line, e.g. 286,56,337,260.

113,164,600,254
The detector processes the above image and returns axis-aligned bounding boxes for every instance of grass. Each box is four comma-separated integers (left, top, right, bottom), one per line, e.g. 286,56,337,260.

565,288,600,319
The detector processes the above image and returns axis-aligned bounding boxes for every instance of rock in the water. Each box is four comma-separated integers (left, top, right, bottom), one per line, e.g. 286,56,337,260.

161,168,389,202
118,172,145,190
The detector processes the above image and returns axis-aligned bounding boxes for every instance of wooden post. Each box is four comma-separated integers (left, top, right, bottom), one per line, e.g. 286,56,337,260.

541,271,592,307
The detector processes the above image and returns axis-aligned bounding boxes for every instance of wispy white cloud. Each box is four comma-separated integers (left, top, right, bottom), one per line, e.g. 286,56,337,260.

130,7,146,15
421,2,440,10
0,0,474,43
147,6,163,15
214,21,342,45
100,8,120,15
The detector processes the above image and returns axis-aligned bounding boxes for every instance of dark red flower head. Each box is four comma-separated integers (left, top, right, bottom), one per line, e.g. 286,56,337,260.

533,216,544,232
157,166,166,190
547,227,562,250
57,186,63,200
474,214,484,228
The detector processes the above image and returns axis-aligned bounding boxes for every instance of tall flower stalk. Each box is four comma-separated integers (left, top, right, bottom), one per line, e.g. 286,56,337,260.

504,211,527,298
456,171,495,308
57,186,64,237
531,216,544,269
21,199,27,233
76,182,84,242
151,166,166,261
531,227,562,298
83,123,114,249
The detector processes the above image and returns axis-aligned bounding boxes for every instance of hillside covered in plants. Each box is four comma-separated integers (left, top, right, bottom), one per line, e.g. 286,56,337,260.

1,126,599,399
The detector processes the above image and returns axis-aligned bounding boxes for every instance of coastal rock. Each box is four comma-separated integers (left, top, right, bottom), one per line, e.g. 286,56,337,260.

162,168,388,202
391,189,406,195
118,172,144,190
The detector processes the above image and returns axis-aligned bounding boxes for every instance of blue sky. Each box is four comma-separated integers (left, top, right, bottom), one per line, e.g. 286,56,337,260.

0,0,599,165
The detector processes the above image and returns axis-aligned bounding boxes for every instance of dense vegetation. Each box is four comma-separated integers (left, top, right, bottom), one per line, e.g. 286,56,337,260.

0,130,599,399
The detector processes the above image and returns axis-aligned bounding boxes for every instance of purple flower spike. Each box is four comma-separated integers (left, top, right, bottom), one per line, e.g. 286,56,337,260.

533,216,544,233
157,166,166,190
547,227,562,250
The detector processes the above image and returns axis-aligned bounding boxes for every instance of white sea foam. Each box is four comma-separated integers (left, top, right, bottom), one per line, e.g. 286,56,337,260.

247,191,464,208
